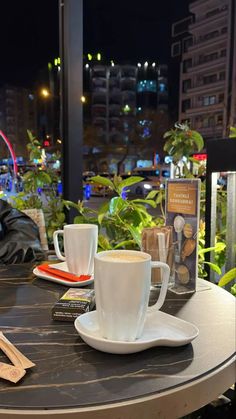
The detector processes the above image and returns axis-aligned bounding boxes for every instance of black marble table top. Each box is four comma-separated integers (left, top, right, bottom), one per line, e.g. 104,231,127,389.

0,263,235,411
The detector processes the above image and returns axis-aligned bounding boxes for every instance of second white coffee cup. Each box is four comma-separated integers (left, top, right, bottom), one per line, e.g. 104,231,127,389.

94,249,170,342
53,224,98,276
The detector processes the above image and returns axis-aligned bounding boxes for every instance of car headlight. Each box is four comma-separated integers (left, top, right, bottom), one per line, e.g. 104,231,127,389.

143,183,152,190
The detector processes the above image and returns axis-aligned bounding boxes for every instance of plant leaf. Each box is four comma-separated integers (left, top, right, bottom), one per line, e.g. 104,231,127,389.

230,283,236,296
114,240,135,249
90,175,114,190
117,176,144,194
198,242,226,255
146,190,159,200
203,261,222,275
126,225,141,248
214,242,226,252
73,215,86,224
218,268,236,287
229,126,236,138
98,234,112,250
63,200,81,211
132,199,157,208
109,197,126,214
163,130,174,139
191,131,204,151
98,201,109,224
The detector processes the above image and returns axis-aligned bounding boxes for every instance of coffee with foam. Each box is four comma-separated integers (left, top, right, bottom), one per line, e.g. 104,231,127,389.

100,252,146,263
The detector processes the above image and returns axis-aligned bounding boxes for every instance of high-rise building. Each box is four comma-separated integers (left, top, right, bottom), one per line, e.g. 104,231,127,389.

176,0,236,141
0,85,37,158
170,15,194,121
39,56,170,173
83,61,169,172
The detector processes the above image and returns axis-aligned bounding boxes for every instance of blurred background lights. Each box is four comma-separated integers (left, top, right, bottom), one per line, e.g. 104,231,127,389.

40,88,50,98
123,104,131,113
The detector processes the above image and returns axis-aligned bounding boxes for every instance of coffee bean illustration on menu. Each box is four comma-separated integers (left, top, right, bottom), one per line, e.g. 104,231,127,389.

165,179,201,294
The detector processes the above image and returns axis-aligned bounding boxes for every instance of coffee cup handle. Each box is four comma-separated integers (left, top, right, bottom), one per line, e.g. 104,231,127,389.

147,261,170,313
53,230,66,261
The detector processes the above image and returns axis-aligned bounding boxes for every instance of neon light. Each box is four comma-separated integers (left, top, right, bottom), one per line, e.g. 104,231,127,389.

193,153,207,161
0,130,18,176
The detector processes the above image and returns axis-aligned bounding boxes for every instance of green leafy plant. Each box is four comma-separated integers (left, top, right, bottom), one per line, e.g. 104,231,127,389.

11,131,65,245
198,222,226,278
64,175,164,251
163,121,204,164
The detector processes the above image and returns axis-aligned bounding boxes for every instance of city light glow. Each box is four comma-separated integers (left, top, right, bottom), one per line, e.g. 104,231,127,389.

40,88,50,98
123,104,131,113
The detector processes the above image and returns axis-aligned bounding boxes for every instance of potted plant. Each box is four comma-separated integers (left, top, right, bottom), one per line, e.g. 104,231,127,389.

64,174,165,251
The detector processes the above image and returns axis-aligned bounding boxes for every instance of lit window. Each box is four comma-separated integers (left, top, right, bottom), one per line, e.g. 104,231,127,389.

159,83,166,92
203,95,216,106
137,80,157,92
209,95,216,105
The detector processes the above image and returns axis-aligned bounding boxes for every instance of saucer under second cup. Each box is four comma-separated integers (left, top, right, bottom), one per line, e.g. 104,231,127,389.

74,310,199,354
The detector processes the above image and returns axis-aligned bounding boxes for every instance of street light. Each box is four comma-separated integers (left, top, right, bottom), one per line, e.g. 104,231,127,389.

40,88,50,98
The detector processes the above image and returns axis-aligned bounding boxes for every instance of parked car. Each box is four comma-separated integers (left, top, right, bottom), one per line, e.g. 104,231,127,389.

120,174,160,197
132,165,170,189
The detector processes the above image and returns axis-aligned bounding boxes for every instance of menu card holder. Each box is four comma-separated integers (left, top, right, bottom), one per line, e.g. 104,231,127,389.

165,179,201,294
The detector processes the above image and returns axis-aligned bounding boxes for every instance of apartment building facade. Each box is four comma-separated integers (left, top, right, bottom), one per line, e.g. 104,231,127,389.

178,0,236,141
83,62,169,172
0,85,37,158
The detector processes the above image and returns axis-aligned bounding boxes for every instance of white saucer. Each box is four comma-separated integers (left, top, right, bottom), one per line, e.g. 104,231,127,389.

33,267,94,287
74,310,199,354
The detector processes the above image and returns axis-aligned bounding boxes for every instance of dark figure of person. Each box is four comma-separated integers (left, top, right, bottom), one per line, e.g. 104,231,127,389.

0,199,45,264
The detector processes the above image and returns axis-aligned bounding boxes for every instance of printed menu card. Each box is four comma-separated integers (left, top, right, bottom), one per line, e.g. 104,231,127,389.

165,179,201,293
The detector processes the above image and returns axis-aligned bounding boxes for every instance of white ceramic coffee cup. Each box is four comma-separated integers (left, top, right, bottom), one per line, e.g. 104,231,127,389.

53,224,98,276
94,249,170,342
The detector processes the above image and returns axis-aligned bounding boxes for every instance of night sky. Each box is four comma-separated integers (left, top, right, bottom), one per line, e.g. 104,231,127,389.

0,0,190,87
